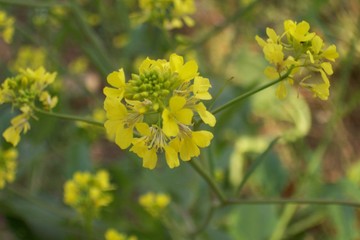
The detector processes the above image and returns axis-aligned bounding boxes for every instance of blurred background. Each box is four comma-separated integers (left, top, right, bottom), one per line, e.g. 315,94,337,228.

0,0,360,239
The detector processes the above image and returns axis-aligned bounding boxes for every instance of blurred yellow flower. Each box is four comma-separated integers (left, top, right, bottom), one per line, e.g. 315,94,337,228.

256,19,339,100
64,170,114,219
105,229,138,240
139,192,170,217
104,54,215,169
134,0,196,29
10,46,47,71
0,148,18,189
0,10,14,44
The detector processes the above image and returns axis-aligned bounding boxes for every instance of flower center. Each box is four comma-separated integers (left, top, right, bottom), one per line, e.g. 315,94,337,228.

126,68,180,111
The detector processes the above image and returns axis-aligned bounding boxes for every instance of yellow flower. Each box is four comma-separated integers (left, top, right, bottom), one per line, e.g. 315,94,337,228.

162,96,193,137
63,170,114,219
139,192,170,217
0,11,15,44
105,229,137,240
170,130,213,161
104,69,126,100
135,0,196,29
3,107,32,146
10,46,47,71
284,20,315,42
256,20,339,100
0,148,18,189
193,76,212,100
0,67,58,146
104,54,215,169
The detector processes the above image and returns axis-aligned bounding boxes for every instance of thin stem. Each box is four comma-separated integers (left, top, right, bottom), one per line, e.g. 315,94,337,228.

190,204,216,237
224,198,360,208
236,137,281,195
211,68,293,115
34,108,104,127
189,160,226,204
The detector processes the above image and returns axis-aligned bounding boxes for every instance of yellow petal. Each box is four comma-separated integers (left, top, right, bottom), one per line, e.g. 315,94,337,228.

162,108,179,137
195,102,216,127
255,35,266,47
319,69,330,85
192,131,213,148
178,60,198,82
266,28,278,43
143,148,158,169
275,81,287,99
3,126,21,146
115,126,133,149
311,35,323,54
322,45,339,62
307,50,314,64
321,62,333,75
169,96,186,112
104,119,122,140
174,108,193,125
179,137,199,161
264,66,279,80
193,76,212,100
170,53,184,72
107,69,125,88
139,58,152,72
164,146,180,169
135,122,151,136
103,87,124,99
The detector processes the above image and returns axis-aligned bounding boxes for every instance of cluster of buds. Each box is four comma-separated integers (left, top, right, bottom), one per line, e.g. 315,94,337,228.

133,0,196,29
104,54,215,169
0,67,58,146
138,192,171,218
256,20,339,100
63,170,114,219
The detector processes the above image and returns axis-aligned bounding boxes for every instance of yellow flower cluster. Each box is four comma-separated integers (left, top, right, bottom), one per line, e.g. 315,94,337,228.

104,54,215,169
0,10,14,44
64,170,114,219
135,0,196,29
10,46,47,71
138,192,170,217
0,67,58,146
0,148,18,189
105,229,138,240
256,20,339,100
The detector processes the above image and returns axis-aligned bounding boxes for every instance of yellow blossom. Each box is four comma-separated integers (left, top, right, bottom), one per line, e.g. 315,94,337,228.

105,229,138,240
256,19,339,100
0,67,58,146
134,0,196,29
139,192,170,217
0,11,15,44
63,170,114,219
104,54,215,169
0,148,18,189
10,46,47,71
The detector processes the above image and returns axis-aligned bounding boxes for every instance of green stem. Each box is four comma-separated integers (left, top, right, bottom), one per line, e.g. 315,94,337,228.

190,204,216,237
189,160,226,204
224,198,360,208
34,108,104,127
270,204,298,240
236,137,281,195
211,69,293,115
